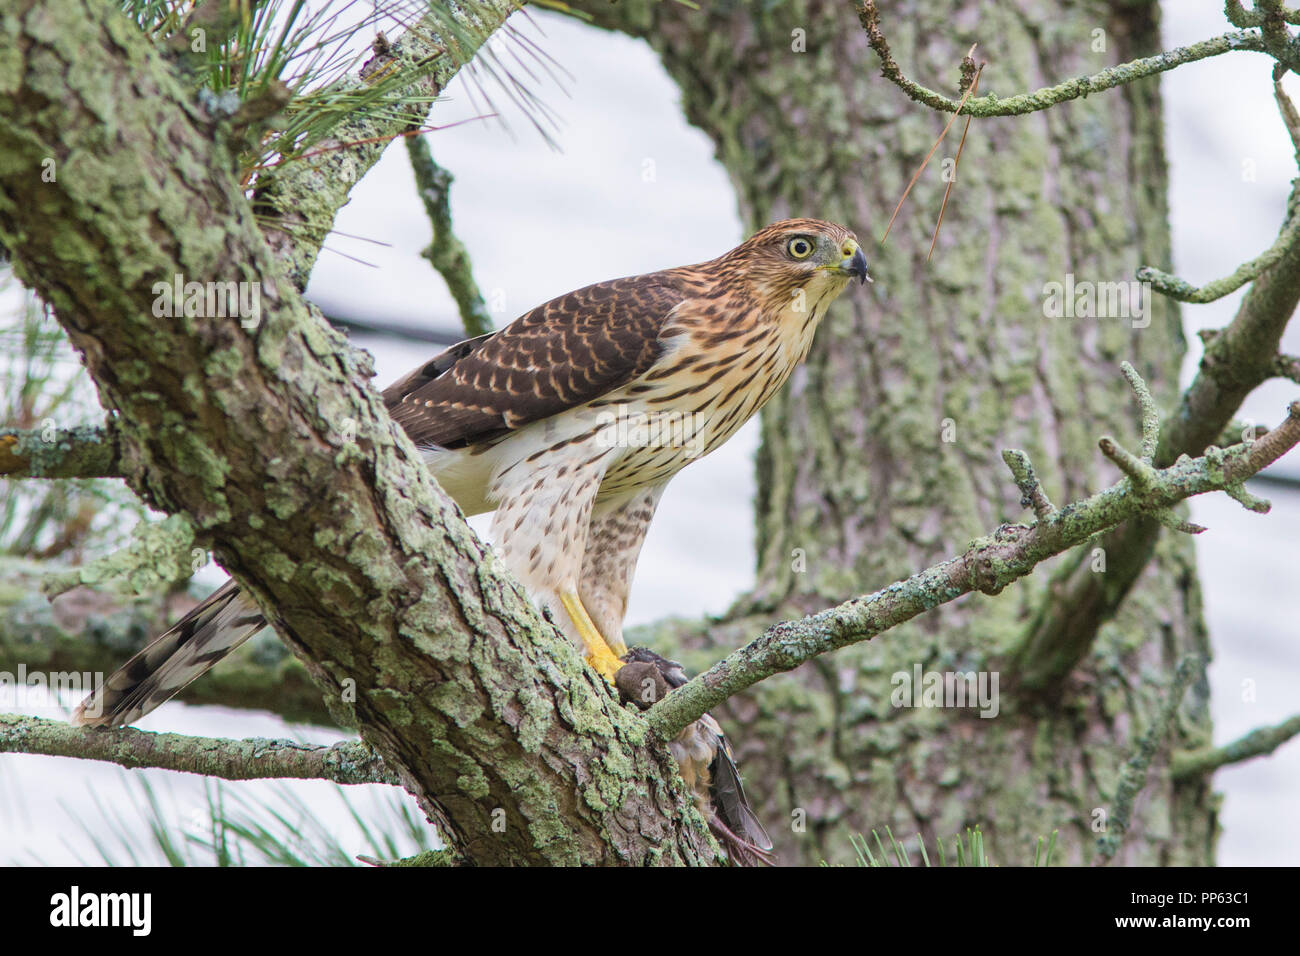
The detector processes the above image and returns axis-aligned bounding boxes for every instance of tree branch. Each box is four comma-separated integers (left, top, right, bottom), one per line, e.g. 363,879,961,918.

1171,711,1300,780
0,713,396,784
41,513,197,599
1000,449,1056,520
0,423,121,479
646,392,1300,740
1257,0,1300,70
1138,199,1300,303
406,135,493,337
1016,190,1300,687
1225,1,1300,27
855,0,1265,116
1094,656,1199,865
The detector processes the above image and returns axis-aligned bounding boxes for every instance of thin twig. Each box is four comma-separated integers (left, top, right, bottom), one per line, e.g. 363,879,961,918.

1094,656,1199,864
856,0,1264,117
1274,65,1300,162
1138,208,1300,303
1120,361,1159,463
0,423,121,480
1171,712,1300,780
1099,436,1158,488
1000,449,1056,519
406,135,494,337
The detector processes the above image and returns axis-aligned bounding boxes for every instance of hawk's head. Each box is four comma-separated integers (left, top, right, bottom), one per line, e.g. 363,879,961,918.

724,218,871,307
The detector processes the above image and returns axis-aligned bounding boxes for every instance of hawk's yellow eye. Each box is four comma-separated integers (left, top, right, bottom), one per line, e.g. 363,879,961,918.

787,237,814,259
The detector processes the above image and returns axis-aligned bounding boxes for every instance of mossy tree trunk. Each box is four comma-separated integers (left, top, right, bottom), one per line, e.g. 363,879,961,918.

584,0,1215,865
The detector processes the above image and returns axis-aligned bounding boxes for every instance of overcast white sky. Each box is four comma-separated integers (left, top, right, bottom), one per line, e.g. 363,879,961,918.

2,1,1297,866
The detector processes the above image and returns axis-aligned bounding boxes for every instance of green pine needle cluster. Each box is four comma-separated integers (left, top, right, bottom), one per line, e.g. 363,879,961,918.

25,771,437,866
118,1,563,187
843,826,1059,867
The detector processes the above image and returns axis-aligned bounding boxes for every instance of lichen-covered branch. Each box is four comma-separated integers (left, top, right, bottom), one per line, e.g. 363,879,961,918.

0,713,396,784
855,0,1264,116
1257,0,1300,69
1096,364,1211,535
1094,656,1199,864
1165,201,1300,460
1171,712,1300,780
1121,361,1159,463
0,423,121,479
1138,204,1300,302
1275,353,1300,384
1227,0,1300,28
406,135,493,337
647,395,1300,739
1018,176,1300,687
1000,449,1056,520
1139,75,1300,302
1016,66,1300,684
41,513,197,599
360,848,461,866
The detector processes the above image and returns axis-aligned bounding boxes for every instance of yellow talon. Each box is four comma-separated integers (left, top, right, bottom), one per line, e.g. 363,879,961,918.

559,591,623,683
586,648,624,683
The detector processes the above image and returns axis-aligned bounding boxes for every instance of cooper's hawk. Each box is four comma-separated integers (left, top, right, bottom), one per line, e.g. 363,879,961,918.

74,218,869,861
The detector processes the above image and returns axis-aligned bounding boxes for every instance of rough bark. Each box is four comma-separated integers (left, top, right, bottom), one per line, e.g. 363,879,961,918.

0,0,717,866
587,0,1216,865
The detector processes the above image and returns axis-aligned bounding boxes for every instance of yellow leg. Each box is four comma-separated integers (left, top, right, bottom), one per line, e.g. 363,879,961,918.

559,591,623,683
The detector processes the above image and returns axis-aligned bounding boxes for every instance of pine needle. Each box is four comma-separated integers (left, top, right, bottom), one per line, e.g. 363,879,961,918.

880,44,983,245
927,62,983,261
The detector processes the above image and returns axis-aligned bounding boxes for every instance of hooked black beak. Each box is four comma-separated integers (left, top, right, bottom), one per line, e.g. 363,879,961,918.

845,245,871,285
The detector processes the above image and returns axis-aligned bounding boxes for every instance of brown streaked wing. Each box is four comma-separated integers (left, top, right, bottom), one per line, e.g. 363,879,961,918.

382,274,687,450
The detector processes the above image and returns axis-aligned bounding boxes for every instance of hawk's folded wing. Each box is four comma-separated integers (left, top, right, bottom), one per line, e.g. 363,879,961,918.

382,275,687,450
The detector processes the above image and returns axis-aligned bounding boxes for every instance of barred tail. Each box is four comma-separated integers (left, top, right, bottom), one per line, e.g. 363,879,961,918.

72,581,265,728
